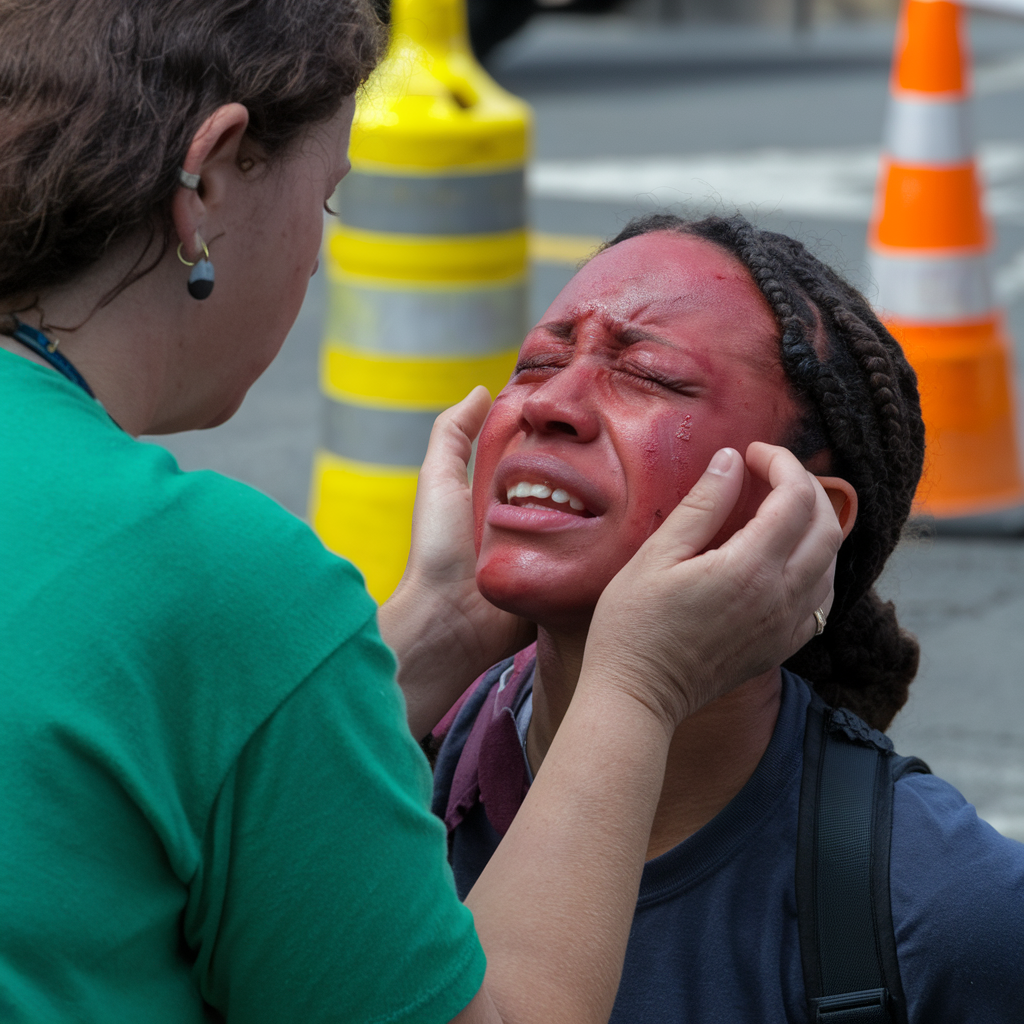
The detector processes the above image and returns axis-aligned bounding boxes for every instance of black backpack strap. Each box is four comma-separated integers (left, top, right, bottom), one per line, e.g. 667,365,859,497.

797,696,927,1024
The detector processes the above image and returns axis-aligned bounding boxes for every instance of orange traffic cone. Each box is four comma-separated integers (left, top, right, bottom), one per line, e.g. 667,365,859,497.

869,0,1024,521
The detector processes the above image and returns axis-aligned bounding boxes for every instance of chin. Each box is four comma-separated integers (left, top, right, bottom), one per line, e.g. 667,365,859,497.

201,391,248,429
476,560,607,631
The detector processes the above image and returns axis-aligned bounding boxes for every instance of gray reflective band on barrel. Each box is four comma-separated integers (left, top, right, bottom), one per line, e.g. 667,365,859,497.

335,170,525,235
885,97,972,164
322,399,437,467
327,280,527,355
868,250,992,321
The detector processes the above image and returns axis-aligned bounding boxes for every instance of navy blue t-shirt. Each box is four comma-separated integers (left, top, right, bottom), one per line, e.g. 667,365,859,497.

433,662,1024,1022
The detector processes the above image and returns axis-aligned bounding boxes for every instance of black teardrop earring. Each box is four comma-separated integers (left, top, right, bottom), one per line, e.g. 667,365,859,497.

176,240,215,300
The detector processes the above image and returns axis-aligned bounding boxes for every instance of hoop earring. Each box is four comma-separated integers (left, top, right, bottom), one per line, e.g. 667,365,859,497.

176,240,215,300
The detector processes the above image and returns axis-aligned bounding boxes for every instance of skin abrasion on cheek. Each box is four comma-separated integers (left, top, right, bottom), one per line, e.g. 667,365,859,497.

628,410,699,535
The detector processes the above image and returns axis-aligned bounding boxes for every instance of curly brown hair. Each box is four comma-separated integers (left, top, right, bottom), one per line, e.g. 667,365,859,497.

0,0,384,307
603,214,926,732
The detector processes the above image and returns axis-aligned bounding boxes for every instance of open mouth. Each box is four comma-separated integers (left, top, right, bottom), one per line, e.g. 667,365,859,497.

503,480,596,518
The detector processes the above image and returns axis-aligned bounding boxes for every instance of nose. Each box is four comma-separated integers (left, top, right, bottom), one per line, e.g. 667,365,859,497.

518,361,601,443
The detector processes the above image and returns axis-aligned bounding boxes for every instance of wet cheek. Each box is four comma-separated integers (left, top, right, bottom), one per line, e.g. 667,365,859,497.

471,415,510,552
664,412,698,500
645,416,686,507
471,480,486,554
622,411,701,533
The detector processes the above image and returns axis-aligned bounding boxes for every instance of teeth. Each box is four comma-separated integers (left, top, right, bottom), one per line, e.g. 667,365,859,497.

506,480,587,513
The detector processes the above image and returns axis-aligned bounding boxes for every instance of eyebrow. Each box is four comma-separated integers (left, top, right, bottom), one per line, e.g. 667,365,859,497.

617,325,674,348
537,319,574,340
536,318,674,349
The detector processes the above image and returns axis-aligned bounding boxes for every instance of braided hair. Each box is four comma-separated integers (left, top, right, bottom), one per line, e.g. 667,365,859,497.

603,214,925,732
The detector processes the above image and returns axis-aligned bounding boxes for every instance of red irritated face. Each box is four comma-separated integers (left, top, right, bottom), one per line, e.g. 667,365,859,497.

472,230,806,628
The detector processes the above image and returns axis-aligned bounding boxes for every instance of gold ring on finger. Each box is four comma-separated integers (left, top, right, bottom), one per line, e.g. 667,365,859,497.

813,607,827,636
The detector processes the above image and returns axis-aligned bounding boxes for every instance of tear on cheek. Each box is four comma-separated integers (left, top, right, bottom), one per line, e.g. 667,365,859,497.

676,414,692,441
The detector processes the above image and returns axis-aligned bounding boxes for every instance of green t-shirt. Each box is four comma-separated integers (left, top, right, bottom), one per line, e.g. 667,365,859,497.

0,350,485,1023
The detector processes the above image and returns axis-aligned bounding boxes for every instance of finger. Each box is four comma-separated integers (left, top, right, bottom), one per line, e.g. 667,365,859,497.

798,564,835,628
766,473,841,654
442,385,493,445
645,448,745,563
792,588,837,653
810,560,836,619
749,444,823,562
781,548,837,653
421,386,493,480
780,475,844,594
717,443,818,570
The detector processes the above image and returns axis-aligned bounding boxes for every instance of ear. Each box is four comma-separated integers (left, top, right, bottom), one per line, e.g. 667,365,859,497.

171,103,250,261
815,476,858,540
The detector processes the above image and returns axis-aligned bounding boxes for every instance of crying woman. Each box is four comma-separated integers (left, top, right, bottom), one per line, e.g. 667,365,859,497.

429,214,1024,1024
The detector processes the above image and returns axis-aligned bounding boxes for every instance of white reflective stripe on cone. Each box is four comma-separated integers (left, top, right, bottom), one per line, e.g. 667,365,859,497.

884,95,974,165
868,249,992,322
327,278,528,357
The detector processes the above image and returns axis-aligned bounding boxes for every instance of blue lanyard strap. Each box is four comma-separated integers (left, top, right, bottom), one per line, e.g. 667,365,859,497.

5,318,95,398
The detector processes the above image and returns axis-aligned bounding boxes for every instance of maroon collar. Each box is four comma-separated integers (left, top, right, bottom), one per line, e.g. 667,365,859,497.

443,644,537,838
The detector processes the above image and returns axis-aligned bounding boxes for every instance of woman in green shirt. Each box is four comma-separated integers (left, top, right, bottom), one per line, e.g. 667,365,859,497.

0,2,839,1022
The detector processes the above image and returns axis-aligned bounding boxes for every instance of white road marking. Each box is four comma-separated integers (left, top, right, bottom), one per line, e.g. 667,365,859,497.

995,245,1024,302
976,51,1024,95
980,813,1024,841
529,141,1024,222
963,0,1024,24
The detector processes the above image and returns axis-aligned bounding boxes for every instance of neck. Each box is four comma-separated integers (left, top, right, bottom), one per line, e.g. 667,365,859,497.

526,621,782,861
0,233,226,436
1,300,166,436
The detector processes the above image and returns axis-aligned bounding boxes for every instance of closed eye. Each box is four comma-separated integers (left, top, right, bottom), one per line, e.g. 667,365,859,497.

618,363,700,396
513,353,571,377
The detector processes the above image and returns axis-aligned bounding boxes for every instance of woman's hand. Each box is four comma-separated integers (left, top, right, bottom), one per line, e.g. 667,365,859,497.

581,442,841,737
378,387,534,740
461,442,841,1024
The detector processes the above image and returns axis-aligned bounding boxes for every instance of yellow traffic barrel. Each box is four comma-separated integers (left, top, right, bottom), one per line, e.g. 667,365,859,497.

310,0,531,603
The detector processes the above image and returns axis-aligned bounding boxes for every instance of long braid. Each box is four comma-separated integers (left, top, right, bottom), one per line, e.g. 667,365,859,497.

603,214,925,731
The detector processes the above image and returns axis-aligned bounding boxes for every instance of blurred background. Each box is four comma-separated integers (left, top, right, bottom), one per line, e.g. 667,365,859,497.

151,0,1024,840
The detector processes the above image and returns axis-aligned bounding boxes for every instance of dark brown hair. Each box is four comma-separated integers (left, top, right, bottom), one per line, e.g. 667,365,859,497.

604,214,925,732
0,0,383,305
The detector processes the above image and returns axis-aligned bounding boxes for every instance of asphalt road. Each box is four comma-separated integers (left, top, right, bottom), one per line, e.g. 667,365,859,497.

153,13,1024,839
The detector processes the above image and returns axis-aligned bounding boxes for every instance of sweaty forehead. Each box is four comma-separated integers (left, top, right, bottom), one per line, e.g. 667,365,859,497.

547,231,776,337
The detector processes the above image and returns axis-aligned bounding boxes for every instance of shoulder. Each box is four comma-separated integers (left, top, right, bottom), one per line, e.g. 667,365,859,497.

892,770,1024,884
159,464,372,620
67,429,376,648
126,464,380,736
890,771,1024,1019
4,375,372,633
5,408,377,773
892,770,1024,895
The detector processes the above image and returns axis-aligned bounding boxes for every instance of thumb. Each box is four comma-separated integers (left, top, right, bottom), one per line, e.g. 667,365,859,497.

420,386,493,483
647,447,746,563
